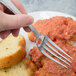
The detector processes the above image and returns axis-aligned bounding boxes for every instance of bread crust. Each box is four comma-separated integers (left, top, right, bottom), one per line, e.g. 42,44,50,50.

0,58,37,76
24,58,37,76
0,35,26,69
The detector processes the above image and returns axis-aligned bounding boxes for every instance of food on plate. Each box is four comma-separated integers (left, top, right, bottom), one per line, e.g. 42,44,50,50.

29,16,76,76
0,58,37,76
0,35,37,76
0,35,26,69
28,16,76,41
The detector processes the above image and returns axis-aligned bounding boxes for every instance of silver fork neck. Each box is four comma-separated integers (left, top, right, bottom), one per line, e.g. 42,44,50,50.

29,25,40,38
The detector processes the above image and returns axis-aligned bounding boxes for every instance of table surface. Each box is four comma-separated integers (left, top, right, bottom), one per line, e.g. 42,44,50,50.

20,0,76,17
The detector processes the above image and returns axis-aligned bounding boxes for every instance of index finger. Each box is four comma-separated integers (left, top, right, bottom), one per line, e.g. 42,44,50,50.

11,0,27,14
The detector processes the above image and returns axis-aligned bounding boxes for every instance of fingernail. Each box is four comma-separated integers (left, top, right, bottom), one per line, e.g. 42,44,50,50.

26,15,34,25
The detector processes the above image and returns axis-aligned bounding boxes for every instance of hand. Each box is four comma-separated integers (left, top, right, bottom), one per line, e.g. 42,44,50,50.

0,0,33,39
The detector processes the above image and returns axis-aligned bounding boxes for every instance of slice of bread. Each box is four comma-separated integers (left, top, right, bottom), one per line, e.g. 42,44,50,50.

0,58,37,76
0,35,26,69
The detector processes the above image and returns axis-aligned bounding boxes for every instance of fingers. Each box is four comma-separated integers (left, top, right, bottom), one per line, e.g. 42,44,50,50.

0,30,11,39
0,29,20,39
11,0,27,14
23,27,31,32
11,0,32,32
0,0,32,39
11,29,20,37
0,11,34,31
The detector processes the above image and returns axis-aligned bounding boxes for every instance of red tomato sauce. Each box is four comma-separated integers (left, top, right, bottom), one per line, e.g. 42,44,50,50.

29,16,76,76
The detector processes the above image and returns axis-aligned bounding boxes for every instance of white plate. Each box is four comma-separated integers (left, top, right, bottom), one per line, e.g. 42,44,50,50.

19,11,76,57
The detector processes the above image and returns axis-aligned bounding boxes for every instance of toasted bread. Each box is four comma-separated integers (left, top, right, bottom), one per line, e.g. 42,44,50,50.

0,58,37,76
0,35,26,69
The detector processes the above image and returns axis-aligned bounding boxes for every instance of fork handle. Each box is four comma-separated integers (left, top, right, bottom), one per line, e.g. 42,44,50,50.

0,0,39,38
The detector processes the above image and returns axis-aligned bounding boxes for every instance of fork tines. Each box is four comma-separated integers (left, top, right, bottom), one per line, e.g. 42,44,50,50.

40,35,73,69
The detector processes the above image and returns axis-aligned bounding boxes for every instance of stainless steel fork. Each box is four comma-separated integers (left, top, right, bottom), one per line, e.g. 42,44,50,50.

0,0,73,69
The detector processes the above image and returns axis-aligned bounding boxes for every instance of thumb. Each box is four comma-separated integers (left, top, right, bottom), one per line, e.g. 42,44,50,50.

0,11,33,31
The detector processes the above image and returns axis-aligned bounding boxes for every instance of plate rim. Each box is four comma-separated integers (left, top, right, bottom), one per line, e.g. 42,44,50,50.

28,11,76,20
